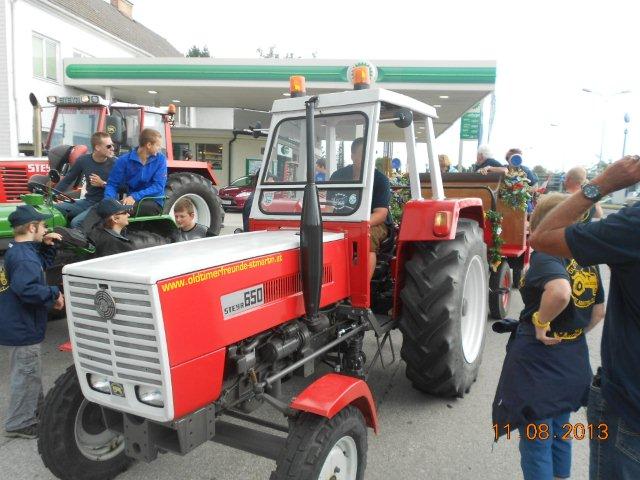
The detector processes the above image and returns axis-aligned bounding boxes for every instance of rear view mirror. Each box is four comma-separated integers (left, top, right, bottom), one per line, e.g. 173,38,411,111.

105,115,126,146
394,109,413,128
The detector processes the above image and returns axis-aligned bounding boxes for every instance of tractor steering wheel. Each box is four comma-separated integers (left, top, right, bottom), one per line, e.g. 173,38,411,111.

29,183,76,203
51,187,76,203
321,192,357,214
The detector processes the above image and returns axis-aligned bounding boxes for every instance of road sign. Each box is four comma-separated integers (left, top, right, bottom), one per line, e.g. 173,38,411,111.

460,103,482,140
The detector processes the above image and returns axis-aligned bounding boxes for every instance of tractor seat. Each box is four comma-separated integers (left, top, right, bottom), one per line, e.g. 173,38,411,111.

54,226,90,249
378,224,397,258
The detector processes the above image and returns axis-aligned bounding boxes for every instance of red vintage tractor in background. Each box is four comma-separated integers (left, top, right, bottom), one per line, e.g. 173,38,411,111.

37,70,489,480
0,94,223,234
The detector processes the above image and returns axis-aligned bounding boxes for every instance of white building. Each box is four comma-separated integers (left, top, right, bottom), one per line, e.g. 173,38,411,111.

0,0,180,157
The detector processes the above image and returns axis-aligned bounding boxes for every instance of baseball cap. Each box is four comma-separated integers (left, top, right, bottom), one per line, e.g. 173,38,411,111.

8,205,52,227
96,198,132,219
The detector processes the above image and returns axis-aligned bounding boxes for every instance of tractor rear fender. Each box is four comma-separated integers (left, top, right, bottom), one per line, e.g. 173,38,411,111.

167,160,219,186
392,198,485,319
397,197,484,242
290,373,379,433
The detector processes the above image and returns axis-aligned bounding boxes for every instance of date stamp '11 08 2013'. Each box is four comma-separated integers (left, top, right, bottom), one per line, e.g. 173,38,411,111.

493,422,609,441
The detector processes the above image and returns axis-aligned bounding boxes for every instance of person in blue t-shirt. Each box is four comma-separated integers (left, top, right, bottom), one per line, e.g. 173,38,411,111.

54,131,115,228
493,193,605,480
104,128,167,217
505,148,538,186
330,137,391,280
530,154,640,480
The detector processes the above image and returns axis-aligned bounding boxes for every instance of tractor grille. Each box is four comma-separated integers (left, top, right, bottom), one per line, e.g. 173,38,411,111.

0,166,29,201
263,265,333,303
66,278,164,387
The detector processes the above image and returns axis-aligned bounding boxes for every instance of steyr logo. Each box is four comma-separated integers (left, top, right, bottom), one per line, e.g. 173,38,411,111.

94,290,116,319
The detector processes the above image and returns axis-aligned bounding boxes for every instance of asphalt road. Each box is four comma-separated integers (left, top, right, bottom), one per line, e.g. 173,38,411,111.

0,213,606,480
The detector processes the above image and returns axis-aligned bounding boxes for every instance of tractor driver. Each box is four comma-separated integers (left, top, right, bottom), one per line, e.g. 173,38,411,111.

104,128,167,217
330,137,391,280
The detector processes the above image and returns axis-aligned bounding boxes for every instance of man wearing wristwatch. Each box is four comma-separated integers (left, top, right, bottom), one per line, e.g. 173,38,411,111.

530,154,640,480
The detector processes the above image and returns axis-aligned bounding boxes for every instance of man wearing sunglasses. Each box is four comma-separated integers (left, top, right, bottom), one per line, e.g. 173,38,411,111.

54,131,116,229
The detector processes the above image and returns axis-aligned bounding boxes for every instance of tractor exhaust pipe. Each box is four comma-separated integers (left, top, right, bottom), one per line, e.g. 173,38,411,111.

300,96,324,329
29,93,42,157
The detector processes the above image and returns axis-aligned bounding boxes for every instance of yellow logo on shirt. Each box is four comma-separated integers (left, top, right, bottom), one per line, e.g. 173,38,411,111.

0,267,8,293
566,259,598,308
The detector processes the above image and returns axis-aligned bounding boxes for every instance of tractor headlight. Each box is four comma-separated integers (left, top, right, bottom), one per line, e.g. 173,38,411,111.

87,374,111,394
136,385,164,407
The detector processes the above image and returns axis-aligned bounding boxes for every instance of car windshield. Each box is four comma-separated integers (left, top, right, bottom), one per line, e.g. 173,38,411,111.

231,176,251,187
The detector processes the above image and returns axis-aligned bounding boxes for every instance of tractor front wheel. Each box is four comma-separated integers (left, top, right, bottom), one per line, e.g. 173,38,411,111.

271,406,367,480
399,219,488,397
38,366,132,480
489,260,512,320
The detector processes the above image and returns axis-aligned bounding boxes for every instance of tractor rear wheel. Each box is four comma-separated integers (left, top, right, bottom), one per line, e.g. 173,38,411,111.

488,260,512,320
271,406,367,480
38,366,132,480
164,172,224,235
399,219,488,397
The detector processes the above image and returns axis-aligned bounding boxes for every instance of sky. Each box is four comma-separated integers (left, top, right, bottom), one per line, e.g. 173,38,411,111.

131,0,640,173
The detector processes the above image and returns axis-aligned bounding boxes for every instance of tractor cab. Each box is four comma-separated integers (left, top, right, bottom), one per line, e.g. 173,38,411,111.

45,95,174,163
249,69,448,309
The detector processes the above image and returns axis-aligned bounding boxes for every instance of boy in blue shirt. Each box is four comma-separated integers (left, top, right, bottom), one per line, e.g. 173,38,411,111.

104,128,167,217
0,206,64,439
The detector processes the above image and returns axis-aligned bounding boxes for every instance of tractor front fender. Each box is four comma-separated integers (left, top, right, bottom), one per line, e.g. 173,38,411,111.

290,373,379,433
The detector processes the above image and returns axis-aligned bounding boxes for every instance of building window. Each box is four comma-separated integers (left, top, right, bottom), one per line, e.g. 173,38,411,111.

196,143,223,170
32,34,59,81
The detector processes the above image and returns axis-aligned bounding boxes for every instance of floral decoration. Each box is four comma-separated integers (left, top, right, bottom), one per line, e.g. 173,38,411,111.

485,209,504,271
499,169,532,211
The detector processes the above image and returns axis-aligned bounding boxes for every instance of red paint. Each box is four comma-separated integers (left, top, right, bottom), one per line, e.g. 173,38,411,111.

170,347,226,419
290,373,379,433
500,245,528,257
157,241,349,367
398,198,483,242
59,341,72,352
250,219,370,307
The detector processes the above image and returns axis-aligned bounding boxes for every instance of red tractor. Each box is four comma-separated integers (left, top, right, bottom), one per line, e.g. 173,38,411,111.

38,70,489,480
0,94,223,234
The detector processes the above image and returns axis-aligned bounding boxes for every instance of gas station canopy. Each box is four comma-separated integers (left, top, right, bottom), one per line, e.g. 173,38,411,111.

63,58,496,136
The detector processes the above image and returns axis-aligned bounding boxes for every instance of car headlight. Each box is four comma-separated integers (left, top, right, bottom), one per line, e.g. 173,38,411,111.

136,385,164,407
87,374,111,394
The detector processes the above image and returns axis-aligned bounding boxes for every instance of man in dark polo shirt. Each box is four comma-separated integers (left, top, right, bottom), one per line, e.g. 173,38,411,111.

530,154,640,480
54,131,115,228
330,137,391,280
474,144,507,175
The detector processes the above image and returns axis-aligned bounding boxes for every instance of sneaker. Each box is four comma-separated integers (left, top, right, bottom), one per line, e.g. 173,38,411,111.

5,424,38,439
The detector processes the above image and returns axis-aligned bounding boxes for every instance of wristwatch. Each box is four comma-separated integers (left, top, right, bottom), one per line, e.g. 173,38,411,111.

581,183,602,202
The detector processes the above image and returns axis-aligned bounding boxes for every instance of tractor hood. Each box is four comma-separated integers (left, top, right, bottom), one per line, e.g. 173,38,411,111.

62,230,345,285
0,201,66,240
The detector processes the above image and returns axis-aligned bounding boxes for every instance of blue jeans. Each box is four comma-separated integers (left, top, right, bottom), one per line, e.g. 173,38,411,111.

519,412,572,480
55,199,96,228
588,384,640,479
3,344,43,431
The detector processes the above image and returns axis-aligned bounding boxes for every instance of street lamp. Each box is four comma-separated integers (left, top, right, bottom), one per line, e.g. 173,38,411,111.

582,88,631,163
623,112,631,156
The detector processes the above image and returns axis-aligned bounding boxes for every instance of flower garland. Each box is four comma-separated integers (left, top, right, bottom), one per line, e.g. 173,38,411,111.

485,209,504,271
499,169,532,211
389,171,410,225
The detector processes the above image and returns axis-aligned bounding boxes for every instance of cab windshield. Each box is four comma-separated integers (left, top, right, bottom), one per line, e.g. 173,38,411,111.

259,112,368,216
48,107,101,149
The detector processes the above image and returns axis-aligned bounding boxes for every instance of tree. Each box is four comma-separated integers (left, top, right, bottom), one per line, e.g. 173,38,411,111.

257,45,297,59
532,165,551,179
186,45,210,57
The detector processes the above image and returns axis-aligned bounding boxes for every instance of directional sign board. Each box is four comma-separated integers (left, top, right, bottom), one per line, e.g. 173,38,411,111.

460,103,482,140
